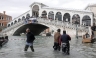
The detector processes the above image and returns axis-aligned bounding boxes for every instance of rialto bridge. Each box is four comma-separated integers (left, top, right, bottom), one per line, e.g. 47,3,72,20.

0,2,94,37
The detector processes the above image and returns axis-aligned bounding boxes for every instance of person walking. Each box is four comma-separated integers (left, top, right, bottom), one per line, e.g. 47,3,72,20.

53,29,61,51
60,30,71,55
24,28,35,52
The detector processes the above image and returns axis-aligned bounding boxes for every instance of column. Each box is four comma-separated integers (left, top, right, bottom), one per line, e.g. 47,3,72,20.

80,15,83,26
30,7,32,17
70,15,72,25
91,15,93,26
62,14,63,21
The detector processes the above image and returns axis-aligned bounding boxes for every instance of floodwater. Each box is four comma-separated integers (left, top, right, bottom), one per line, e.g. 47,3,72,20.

0,36,96,58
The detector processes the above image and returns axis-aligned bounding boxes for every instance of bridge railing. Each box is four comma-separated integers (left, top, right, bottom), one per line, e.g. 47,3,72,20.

1,20,25,33
37,18,89,32
0,17,89,35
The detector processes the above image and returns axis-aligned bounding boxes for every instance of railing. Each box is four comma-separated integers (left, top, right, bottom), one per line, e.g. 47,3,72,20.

0,17,89,35
37,18,89,32
1,20,25,33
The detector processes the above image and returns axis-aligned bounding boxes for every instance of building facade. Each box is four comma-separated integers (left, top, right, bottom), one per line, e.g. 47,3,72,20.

0,11,12,31
85,4,96,24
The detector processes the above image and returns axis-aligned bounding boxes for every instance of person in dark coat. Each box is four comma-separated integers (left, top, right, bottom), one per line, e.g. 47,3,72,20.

60,30,71,55
91,23,96,37
24,28,35,52
5,34,8,40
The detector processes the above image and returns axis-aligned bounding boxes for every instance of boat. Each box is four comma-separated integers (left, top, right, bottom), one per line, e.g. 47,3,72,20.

82,31,96,43
20,33,26,36
82,35,92,43
0,37,8,47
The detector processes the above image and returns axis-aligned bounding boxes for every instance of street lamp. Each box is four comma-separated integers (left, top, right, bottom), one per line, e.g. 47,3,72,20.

75,21,78,39
75,15,79,39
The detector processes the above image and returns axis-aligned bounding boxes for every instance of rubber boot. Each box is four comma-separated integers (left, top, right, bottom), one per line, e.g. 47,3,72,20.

24,45,29,51
30,46,34,52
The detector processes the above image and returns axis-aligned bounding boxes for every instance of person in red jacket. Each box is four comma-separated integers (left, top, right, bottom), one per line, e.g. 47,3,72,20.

53,29,61,51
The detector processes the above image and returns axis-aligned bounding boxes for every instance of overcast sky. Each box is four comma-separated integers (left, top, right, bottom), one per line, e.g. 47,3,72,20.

0,0,96,19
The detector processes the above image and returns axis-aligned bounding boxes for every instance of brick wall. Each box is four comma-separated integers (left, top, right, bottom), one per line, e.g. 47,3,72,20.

0,11,12,30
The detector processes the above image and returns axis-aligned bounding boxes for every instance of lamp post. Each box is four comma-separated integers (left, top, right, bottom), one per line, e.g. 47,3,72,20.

75,15,79,39
75,21,78,39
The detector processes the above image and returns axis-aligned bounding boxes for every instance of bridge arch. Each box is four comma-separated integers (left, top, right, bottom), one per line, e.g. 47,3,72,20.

55,12,62,21
72,14,80,24
82,15,91,26
32,5,39,17
63,13,70,22
42,10,47,18
13,23,48,36
48,11,54,20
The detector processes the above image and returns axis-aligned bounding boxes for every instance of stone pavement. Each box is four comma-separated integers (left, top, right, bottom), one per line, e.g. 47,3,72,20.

0,36,96,58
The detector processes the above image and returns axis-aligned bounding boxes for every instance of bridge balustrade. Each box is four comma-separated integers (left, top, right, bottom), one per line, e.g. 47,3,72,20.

37,18,89,32
1,20,25,33
0,17,89,35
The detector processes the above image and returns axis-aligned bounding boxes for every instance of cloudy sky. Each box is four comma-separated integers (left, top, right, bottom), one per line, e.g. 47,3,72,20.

0,0,96,19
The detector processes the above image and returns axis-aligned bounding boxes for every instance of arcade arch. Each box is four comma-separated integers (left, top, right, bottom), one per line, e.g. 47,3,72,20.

55,12,62,21
22,16,25,20
72,14,80,24
42,10,47,18
63,13,70,22
8,24,10,27
18,18,21,22
14,20,17,24
26,14,30,19
11,22,13,25
82,15,91,26
48,11,54,20
32,5,39,17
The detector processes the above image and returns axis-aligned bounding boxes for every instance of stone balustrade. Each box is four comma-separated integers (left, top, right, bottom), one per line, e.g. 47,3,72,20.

37,18,89,32
0,18,89,35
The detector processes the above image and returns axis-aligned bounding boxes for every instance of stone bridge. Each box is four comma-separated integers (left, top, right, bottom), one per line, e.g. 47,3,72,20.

0,2,93,37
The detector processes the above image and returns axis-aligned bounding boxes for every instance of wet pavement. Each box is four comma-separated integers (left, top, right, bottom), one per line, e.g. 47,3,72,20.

0,36,96,58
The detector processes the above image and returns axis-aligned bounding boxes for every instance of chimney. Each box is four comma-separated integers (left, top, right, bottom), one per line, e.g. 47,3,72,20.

3,11,6,15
